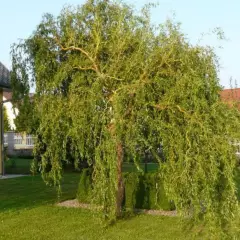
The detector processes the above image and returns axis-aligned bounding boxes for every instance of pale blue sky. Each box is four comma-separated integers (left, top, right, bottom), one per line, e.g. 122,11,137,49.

1,0,240,88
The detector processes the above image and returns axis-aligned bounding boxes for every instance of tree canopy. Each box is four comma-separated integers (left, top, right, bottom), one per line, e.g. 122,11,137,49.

4,106,11,132
14,95,39,134
10,0,240,237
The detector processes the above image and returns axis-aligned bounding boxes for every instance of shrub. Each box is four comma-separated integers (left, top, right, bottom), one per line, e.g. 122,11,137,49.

123,172,139,211
129,172,175,211
77,170,175,211
77,168,92,203
8,158,16,168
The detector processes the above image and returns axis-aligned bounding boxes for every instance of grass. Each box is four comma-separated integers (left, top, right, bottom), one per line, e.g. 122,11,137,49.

2,162,240,239
0,174,79,212
0,207,194,240
0,174,202,240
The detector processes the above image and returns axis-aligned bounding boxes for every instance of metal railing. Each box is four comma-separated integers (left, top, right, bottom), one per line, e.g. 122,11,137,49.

14,133,23,145
26,134,35,146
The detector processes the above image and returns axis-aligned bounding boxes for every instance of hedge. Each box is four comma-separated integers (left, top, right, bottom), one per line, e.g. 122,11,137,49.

77,168,93,203
77,169,175,211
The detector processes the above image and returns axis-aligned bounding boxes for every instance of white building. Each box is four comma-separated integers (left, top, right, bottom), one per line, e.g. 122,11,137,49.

3,91,18,130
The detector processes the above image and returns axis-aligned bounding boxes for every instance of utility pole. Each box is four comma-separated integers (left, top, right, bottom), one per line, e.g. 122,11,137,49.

0,62,12,176
0,89,3,176
0,62,11,176
0,99,13,176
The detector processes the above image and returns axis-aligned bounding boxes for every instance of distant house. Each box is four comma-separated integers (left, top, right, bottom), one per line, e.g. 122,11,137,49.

220,88,240,109
0,62,11,89
0,62,16,129
2,90,35,155
3,91,17,130
220,88,240,155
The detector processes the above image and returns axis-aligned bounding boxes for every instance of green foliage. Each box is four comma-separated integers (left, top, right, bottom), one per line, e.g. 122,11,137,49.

77,171,174,211
123,172,174,211
123,172,139,210
4,106,11,131
122,162,159,173
10,0,240,236
5,158,32,174
77,168,92,203
7,158,16,168
3,146,9,162
14,96,39,134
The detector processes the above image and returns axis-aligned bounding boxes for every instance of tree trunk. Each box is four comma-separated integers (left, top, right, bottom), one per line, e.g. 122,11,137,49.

116,142,124,217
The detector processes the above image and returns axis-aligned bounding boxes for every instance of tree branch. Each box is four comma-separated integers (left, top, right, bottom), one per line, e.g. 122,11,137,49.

73,66,96,72
54,36,100,74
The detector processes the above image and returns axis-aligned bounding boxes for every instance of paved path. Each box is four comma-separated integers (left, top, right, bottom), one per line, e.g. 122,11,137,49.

0,174,28,180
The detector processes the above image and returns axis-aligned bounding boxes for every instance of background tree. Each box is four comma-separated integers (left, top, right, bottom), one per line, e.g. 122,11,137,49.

4,106,11,132
10,0,240,237
14,95,39,134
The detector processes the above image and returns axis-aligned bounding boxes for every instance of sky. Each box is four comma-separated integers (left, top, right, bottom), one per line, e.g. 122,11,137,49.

1,0,240,88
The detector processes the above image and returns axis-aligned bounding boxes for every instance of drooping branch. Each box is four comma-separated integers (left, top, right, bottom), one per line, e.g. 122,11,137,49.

54,36,101,75
54,36,124,81
72,66,97,72
60,45,100,73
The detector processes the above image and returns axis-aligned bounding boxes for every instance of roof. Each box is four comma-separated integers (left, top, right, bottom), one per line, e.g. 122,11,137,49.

220,88,240,101
220,88,240,109
3,91,34,102
3,91,12,100
0,62,11,89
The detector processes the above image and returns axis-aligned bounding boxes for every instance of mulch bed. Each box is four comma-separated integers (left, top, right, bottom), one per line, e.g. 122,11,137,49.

57,199,177,217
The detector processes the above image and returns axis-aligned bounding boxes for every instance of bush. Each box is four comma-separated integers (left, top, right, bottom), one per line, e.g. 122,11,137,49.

77,168,92,203
5,158,32,174
125,172,175,211
77,170,175,211
123,172,139,210
8,158,16,168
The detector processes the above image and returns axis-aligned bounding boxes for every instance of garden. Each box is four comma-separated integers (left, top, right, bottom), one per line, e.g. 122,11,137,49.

1,158,240,239
0,170,207,240
4,0,240,239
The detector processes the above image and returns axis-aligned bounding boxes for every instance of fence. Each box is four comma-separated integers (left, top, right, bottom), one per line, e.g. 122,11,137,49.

26,134,35,147
14,133,23,145
13,133,35,149
122,162,159,173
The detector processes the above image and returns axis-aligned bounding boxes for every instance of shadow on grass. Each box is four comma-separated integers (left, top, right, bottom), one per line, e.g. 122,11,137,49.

0,173,80,212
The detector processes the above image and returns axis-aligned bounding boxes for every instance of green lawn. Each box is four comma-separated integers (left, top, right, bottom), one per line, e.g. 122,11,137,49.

2,165,240,239
0,174,202,240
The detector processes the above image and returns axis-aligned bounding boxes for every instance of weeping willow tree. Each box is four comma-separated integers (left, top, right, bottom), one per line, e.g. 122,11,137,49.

11,0,240,237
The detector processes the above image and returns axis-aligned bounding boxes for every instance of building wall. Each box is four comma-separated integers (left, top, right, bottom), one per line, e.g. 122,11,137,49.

3,92,18,130
5,132,33,157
